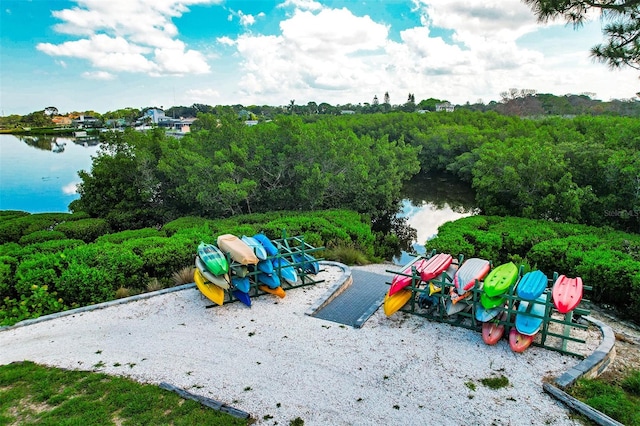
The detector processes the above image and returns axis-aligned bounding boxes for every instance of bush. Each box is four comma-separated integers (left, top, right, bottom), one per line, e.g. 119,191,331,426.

19,230,67,245
55,218,111,242
0,212,87,244
96,228,162,244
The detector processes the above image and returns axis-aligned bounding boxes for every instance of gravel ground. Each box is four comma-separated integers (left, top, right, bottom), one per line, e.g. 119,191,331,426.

0,263,602,426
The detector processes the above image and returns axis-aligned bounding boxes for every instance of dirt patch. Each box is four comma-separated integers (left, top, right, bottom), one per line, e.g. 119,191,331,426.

585,303,640,383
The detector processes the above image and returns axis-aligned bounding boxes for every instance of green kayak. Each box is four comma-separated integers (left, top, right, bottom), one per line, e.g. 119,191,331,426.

197,242,229,276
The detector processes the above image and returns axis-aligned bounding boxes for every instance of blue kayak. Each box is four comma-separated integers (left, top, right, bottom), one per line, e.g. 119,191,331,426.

257,272,281,289
256,259,275,275
515,295,547,336
517,270,548,301
232,289,251,307
231,275,251,293
273,257,298,285
253,233,279,256
241,235,268,260
292,252,320,274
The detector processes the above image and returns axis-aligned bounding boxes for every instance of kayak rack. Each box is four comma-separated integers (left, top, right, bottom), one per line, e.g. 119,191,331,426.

387,252,592,358
224,229,326,304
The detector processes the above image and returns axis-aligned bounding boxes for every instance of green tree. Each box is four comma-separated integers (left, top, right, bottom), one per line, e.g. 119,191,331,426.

523,0,640,70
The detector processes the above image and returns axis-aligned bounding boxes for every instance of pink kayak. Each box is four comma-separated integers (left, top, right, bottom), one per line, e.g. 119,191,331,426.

388,253,453,296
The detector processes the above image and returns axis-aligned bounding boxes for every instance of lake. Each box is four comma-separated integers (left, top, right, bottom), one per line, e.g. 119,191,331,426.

0,134,478,261
0,134,99,213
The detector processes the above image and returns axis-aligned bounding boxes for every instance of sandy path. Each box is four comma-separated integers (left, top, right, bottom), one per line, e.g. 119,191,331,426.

0,263,598,425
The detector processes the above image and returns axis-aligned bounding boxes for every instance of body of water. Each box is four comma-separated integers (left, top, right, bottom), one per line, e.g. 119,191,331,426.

0,134,99,213
0,134,477,261
394,173,478,265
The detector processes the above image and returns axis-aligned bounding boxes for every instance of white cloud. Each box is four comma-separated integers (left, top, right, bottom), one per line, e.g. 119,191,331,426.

40,0,217,76
82,70,116,80
186,88,221,103
62,182,79,195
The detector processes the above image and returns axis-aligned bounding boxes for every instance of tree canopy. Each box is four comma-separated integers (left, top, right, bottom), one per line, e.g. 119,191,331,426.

523,0,640,71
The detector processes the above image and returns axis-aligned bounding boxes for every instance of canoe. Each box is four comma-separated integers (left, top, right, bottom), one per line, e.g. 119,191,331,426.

509,328,535,353
194,268,224,306
454,258,491,294
552,275,583,314
272,257,298,285
253,233,279,257
475,304,502,322
515,295,547,336
388,258,429,296
256,259,274,275
517,270,548,301
231,275,251,293
217,234,259,265
195,256,230,289
241,235,268,260
480,292,506,310
197,242,229,276
258,285,286,298
482,311,507,345
232,289,251,307
257,272,281,289
383,289,412,316
483,262,519,298
292,252,320,274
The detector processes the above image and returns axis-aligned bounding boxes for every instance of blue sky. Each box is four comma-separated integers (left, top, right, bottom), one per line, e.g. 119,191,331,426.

1,0,638,115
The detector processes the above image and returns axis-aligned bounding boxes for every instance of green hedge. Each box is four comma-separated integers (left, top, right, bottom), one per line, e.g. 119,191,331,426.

55,218,111,242
426,215,640,320
1,209,378,326
0,212,90,244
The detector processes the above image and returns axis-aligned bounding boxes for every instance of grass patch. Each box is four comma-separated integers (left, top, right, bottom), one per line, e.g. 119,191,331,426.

479,375,509,389
0,361,248,425
569,369,640,426
322,245,369,265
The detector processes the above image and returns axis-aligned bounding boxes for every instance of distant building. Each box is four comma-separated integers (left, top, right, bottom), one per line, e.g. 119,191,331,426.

340,110,355,115
143,108,166,124
435,102,455,112
72,115,101,128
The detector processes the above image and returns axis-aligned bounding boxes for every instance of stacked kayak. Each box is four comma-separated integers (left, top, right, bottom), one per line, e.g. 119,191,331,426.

384,253,455,317
194,242,230,306
193,233,322,307
479,262,519,310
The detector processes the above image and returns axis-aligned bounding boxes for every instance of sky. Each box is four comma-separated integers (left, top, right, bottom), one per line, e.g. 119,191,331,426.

1,0,639,115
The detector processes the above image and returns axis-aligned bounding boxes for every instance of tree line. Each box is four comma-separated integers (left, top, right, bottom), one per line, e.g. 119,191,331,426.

69,109,639,236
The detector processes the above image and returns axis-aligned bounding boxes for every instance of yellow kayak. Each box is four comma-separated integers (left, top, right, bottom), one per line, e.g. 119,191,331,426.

194,268,224,306
258,285,286,298
383,289,412,316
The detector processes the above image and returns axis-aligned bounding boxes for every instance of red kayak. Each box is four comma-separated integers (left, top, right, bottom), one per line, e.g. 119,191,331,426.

509,328,535,353
388,253,453,296
482,311,507,345
552,275,583,314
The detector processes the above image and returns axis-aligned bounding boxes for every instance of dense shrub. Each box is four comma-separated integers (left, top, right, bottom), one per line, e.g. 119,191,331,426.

18,230,67,245
55,218,111,242
0,212,89,244
96,228,162,244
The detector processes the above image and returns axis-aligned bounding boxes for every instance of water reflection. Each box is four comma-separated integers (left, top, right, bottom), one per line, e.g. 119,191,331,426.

0,134,99,213
394,173,479,265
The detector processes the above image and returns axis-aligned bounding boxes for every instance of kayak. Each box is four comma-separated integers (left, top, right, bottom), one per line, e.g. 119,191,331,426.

454,258,491,294
517,270,548,301
483,262,519,298
259,285,286,298
195,256,230,289
217,234,259,265
552,275,583,314
383,289,412,316
197,242,229,276
194,268,224,306
241,235,268,260
482,311,508,345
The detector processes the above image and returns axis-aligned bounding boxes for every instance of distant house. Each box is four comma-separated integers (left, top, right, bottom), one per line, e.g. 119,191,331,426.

340,110,355,115
143,108,166,124
435,102,455,112
72,115,101,128
158,117,197,135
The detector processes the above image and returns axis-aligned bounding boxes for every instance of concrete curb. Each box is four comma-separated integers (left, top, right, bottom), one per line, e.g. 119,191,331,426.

544,315,620,426
554,316,616,388
304,261,351,317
